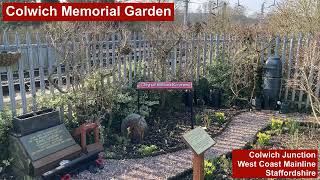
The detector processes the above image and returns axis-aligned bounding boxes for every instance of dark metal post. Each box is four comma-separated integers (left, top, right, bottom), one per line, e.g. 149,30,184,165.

137,90,140,114
190,90,194,129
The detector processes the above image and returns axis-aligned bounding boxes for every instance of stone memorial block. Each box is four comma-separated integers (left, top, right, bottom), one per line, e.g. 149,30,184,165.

20,124,77,161
10,109,82,178
13,108,61,136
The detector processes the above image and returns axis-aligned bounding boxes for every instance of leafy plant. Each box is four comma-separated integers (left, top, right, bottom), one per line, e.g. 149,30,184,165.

271,118,283,131
195,114,202,125
203,114,212,128
0,110,13,174
284,119,300,135
194,78,210,105
114,134,130,146
204,160,216,179
138,145,158,155
215,112,225,125
206,61,232,107
257,132,271,146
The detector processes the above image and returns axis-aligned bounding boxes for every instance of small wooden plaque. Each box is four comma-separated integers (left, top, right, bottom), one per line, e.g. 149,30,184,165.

182,127,215,155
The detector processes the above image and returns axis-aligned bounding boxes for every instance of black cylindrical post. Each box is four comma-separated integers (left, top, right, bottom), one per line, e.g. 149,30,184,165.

137,90,140,114
189,90,194,129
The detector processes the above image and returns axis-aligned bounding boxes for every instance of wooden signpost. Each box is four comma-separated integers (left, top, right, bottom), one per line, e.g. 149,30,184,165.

137,82,195,128
183,127,216,180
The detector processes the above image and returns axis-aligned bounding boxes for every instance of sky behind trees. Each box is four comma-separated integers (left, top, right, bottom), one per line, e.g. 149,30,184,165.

189,0,278,15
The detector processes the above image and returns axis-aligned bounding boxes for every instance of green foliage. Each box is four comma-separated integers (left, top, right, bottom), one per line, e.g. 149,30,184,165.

114,134,130,145
0,110,13,173
194,78,210,104
203,114,212,128
138,145,158,155
257,132,271,146
205,155,232,179
206,61,232,90
271,118,284,131
215,112,225,125
206,60,233,107
284,119,300,135
204,160,216,179
195,114,202,125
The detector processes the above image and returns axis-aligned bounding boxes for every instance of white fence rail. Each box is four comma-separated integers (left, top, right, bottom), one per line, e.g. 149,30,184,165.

0,31,319,115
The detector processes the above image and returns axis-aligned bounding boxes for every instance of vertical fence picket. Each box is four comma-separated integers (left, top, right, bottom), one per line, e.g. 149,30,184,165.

15,32,27,114
260,38,265,64
179,39,183,78
203,34,207,76
147,42,151,80
221,35,225,61
215,34,220,60
281,36,288,67
284,37,295,101
92,34,98,68
303,34,312,108
46,34,54,94
173,44,177,77
315,66,320,102
274,34,280,57
129,54,132,87
117,36,122,82
85,34,91,73
26,33,37,111
111,33,116,83
123,54,127,83
3,32,16,115
291,33,303,105
227,35,231,60
183,37,188,79
36,33,45,93
279,35,287,100
196,35,200,81
133,32,137,79
99,34,103,68
138,34,143,78
209,34,213,65
190,35,195,81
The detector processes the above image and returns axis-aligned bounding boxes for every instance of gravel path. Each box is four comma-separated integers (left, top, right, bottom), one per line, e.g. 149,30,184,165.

74,111,296,180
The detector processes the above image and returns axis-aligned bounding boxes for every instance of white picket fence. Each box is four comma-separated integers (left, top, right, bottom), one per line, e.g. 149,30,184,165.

0,31,319,115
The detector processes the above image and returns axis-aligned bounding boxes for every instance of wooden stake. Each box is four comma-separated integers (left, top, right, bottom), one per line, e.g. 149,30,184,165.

193,153,204,180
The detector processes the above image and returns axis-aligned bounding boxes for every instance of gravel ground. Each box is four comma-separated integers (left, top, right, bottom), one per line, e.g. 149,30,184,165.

74,111,306,180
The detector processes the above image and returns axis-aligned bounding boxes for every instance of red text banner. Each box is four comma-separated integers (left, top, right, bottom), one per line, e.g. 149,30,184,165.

137,82,192,90
2,3,174,21
232,149,319,179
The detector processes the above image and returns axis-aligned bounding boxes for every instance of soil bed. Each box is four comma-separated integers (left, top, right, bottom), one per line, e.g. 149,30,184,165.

104,108,245,159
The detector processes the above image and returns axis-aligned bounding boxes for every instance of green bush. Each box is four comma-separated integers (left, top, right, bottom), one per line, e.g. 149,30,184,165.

194,78,210,105
215,112,225,125
138,145,158,155
257,132,271,146
195,114,202,125
206,61,232,107
0,110,13,174
271,118,283,131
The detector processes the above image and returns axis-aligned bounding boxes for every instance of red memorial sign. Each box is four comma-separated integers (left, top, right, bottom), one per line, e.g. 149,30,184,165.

232,150,319,179
137,82,192,90
2,3,174,22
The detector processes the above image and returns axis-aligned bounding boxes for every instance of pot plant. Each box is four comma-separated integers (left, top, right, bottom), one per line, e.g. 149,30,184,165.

0,51,21,67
